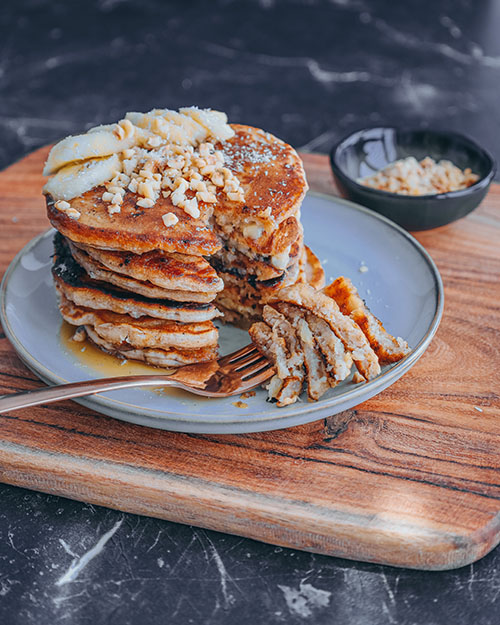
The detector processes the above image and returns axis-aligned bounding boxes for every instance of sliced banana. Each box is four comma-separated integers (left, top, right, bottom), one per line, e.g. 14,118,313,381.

43,154,120,201
125,110,206,146
180,107,234,142
43,129,135,175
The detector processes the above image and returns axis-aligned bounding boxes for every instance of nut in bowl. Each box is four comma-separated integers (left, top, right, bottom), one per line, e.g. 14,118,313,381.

329,127,496,230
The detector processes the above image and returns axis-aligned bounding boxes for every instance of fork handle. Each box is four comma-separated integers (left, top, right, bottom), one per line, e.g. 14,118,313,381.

0,375,177,414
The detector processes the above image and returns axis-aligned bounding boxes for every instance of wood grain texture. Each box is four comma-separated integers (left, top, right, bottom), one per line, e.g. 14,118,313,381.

0,147,499,570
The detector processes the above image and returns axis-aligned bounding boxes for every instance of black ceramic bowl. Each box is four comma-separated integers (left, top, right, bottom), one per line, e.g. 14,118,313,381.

329,127,496,230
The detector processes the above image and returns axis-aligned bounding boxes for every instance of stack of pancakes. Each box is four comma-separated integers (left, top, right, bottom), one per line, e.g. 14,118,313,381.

52,233,222,366
45,110,323,366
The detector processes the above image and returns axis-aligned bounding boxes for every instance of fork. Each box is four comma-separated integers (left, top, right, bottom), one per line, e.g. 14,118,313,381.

0,344,273,414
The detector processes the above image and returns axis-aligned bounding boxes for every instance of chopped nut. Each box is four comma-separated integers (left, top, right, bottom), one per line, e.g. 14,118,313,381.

54,200,71,211
227,191,244,202
138,181,155,200
190,179,207,192
108,204,121,214
136,197,155,208
147,135,162,148
181,197,200,218
65,208,81,219
54,200,80,220
196,191,217,203
108,186,125,196
211,172,224,187
162,212,179,227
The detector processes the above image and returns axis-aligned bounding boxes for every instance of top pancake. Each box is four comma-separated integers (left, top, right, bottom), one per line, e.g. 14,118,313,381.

46,124,307,257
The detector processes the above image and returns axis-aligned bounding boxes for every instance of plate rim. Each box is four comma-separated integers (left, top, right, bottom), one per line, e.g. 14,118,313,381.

0,192,444,428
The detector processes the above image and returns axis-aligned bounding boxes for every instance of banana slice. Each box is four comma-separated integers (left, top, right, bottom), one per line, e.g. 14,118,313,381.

125,110,206,146
43,154,120,201
180,107,234,142
43,129,135,175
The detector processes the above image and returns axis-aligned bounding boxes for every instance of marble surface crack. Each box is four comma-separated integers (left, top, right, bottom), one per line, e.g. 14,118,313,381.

55,517,123,587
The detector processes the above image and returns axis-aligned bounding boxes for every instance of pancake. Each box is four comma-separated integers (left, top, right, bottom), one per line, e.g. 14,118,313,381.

68,242,217,303
85,326,218,367
46,189,220,256
45,125,307,259
53,235,220,323
74,242,223,294
59,296,218,350
248,321,302,407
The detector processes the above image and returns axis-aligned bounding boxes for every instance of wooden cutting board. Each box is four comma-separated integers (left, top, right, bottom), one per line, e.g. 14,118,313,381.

0,147,499,571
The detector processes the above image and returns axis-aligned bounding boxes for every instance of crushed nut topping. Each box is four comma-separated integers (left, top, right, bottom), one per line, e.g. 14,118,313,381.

101,138,245,218
54,200,81,220
162,212,179,227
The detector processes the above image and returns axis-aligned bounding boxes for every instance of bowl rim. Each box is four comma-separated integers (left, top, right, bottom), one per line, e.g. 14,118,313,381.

329,125,497,201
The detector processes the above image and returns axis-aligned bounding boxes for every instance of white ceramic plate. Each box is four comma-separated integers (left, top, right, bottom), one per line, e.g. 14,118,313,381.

0,193,443,433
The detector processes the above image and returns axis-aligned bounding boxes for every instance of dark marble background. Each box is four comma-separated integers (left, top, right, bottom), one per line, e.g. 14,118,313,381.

1,1,499,624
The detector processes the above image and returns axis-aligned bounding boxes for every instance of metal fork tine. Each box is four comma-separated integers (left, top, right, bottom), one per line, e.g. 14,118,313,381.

240,357,274,380
241,367,275,390
232,350,265,371
217,344,258,366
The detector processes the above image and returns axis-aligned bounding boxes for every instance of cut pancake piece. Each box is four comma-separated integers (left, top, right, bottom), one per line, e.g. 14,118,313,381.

85,326,217,367
279,305,331,401
248,322,290,405
249,305,305,406
324,277,410,364
75,242,223,294
271,284,381,381
262,305,305,405
273,302,352,385
59,296,218,350
68,241,216,303
53,234,221,322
